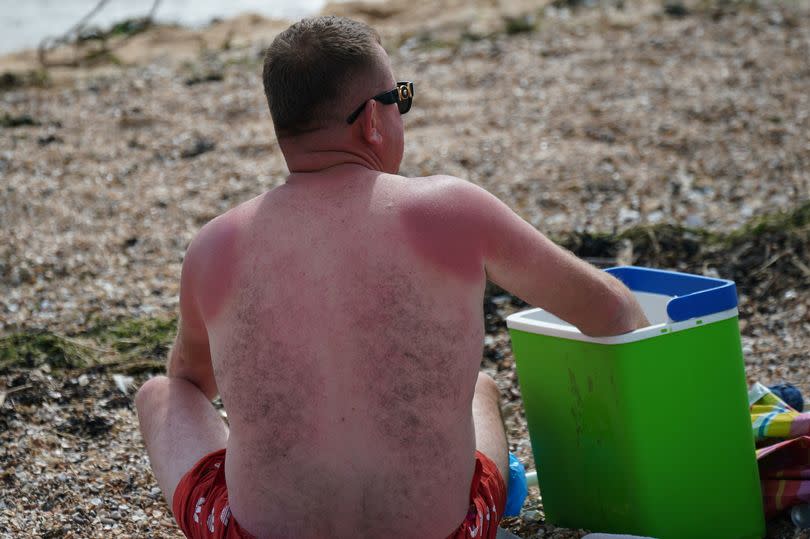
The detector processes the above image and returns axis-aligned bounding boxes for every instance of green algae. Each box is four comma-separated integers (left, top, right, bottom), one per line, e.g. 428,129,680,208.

0,317,175,374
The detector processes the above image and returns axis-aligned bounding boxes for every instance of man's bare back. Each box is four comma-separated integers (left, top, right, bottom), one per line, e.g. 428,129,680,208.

197,170,485,536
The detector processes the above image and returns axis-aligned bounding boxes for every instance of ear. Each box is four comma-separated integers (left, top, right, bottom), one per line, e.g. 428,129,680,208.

360,99,383,146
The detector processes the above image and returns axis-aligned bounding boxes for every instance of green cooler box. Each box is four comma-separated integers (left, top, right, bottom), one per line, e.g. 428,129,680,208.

506,266,764,539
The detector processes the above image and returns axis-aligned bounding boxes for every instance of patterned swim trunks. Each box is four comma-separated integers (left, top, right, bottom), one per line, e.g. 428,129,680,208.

446,450,507,539
172,449,254,539
171,449,506,538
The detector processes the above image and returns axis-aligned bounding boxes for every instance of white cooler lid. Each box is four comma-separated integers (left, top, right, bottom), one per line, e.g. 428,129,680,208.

506,291,738,345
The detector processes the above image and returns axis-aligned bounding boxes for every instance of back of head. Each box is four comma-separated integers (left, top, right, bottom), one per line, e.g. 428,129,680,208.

263,16,382,138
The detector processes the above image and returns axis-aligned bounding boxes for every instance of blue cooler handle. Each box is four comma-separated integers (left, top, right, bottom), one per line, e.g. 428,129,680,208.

605,266,738,322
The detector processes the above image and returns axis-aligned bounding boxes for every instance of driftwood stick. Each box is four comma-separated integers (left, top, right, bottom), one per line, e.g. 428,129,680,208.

38,0,162,68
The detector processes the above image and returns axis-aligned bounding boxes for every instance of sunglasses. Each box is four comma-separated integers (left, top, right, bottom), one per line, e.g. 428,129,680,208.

346,81,414,124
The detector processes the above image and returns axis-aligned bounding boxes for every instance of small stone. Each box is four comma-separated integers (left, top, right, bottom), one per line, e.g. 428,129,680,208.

663,1,689,17
112,374,134,394
523,509,542,522
502,402,517,419
685,213,704,228
618,207,640,223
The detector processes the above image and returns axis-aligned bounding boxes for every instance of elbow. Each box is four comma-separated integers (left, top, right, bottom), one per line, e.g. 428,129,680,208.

579,283,645,337
167,371,219,402
165,344,218,401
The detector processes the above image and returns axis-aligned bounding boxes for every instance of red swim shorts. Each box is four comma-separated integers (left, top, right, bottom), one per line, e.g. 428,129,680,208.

172,449,255,539
446,450,507,539
172,449,506,539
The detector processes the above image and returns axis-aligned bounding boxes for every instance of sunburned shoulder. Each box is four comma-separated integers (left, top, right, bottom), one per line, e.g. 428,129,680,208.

186,192,267,258
187,210,240,263
398,175,506,282
182,197,261,322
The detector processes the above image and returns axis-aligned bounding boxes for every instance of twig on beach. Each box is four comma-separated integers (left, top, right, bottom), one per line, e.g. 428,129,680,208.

51,333,111,355
753,250,786,276
646,227,662,261
37,0,162,68
791,256,810,278
0,383,33,407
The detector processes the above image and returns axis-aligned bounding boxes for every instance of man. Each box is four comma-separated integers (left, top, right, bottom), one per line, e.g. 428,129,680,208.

135,16,649,539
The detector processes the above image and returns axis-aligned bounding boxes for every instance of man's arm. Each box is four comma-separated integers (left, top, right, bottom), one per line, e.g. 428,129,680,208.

446,178,649,336
166,225,218,401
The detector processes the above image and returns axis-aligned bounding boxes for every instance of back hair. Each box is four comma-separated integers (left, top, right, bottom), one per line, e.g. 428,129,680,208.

262,16,383,138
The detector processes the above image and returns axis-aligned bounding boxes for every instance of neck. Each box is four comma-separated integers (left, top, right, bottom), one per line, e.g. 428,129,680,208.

285,150,385,174
280,129,388,174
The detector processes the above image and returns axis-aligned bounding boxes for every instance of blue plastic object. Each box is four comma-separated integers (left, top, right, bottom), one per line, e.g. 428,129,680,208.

769,383,805,412
606,266,738,322
791,504,810,529
504,452,528,517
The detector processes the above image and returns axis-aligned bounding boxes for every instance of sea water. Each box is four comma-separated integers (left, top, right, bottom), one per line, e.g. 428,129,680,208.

0,0,328,55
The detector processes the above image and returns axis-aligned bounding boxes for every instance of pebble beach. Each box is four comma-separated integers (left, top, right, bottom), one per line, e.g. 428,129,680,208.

1,0,809,536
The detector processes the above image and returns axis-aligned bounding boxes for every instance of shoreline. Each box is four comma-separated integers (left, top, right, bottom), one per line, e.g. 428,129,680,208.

0,12,291,76
0,0,550,75
0,0,332,57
